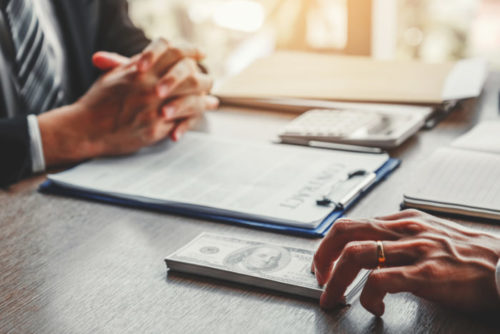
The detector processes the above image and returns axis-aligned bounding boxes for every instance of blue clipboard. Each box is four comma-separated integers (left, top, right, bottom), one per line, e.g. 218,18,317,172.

39,158,400,238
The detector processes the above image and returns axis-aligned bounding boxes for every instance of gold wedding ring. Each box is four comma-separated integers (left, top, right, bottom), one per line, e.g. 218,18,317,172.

376,241,386,269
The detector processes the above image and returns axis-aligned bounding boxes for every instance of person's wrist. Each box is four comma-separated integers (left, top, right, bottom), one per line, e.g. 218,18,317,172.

38,103,97,167
69,100,107,158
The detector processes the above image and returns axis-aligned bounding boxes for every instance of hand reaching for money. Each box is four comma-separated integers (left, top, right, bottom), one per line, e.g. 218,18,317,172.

313,210,500,316
166,233,368,301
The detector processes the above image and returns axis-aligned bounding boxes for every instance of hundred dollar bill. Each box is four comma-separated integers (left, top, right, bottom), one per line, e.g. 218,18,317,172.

165,233,368,301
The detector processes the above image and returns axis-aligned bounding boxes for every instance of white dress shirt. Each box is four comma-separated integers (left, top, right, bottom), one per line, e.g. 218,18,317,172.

27,0,68,173
496,259,500,297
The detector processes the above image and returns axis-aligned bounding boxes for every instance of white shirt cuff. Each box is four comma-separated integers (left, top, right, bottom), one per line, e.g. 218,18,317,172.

27,114,46,173
495,258,500,298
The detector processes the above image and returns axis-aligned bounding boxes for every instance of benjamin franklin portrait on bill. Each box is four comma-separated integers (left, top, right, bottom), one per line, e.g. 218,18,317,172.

223,244,291,273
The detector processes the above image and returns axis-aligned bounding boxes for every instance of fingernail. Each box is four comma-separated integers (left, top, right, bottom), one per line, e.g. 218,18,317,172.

314,270,323,285
138,56,151,72
371,303,385,317
315,271,324,286
157,83,170,98
163,106,176,119
170,132,178,142
320,293,336,309
198,47,207,59
206,96,220,109
174,130,184,142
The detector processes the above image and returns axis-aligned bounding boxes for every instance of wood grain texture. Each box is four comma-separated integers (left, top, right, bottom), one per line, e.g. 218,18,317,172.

1,74,500,334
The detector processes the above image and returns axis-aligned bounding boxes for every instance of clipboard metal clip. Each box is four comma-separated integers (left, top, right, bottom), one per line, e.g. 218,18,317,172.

316,169,376,210
316,197,344,210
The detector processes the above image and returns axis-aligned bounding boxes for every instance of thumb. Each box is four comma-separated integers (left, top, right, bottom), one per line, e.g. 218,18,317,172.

92,51,130,71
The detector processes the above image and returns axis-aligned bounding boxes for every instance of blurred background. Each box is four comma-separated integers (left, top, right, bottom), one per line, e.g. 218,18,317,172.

127,0,500,80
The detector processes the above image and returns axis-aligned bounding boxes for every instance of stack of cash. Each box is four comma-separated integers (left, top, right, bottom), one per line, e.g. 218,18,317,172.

165,233,369,302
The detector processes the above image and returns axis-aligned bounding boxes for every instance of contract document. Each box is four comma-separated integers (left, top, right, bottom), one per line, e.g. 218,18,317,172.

46,133,392,230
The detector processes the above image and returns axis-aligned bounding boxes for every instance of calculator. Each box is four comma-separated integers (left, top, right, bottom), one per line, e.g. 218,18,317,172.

278,108,430,149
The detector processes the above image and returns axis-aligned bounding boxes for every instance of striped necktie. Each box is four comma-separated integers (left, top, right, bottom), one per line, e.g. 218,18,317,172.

2,0,64,115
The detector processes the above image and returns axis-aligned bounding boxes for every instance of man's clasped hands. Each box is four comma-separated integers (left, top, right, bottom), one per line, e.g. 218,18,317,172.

38,38,218,167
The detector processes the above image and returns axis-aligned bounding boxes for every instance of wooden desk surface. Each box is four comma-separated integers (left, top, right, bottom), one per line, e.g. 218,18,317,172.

1,74,500,334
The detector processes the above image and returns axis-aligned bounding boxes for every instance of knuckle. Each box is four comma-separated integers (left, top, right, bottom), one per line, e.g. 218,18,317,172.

144,121,164,142
187,58,197,68
177,95,191,106
184,106,196,115
401,220,427,235
367,219,383,232
355,218,371,224
342,241,363,260
358,218,380,229
186,75,198,88
169,47,183,58
367,271,384,286
333,219,351,234
141,50,153,60
413,239,435,255
416,262,438,277
202,97,213,110
172,65,186,78
168,101,181,114
403,209,423,217
421,233,450,249
179,57,192,67
433,235,453,252
155,37,169,46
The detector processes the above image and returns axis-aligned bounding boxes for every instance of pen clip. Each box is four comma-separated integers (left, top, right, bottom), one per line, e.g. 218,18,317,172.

348,169,368,178
316,169,375,210
316,197,344,210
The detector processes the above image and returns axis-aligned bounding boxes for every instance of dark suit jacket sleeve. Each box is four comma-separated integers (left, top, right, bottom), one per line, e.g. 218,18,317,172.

0,116,32,187
96,0,151,57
